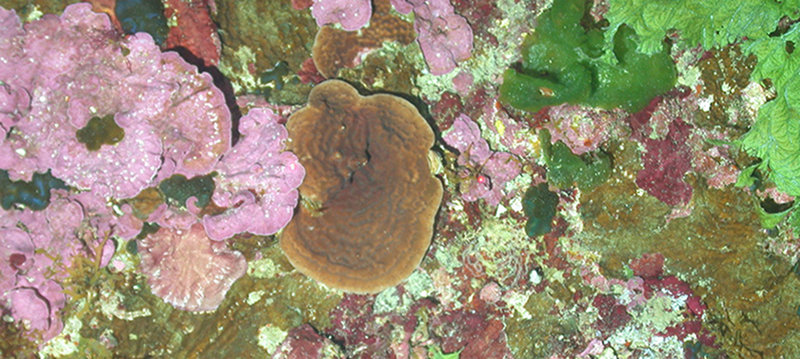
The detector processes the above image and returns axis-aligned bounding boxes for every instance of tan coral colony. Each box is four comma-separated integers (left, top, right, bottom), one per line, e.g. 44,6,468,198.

281,79,443,293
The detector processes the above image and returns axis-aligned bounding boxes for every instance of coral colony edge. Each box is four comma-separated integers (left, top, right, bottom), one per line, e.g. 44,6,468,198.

2,0,800,358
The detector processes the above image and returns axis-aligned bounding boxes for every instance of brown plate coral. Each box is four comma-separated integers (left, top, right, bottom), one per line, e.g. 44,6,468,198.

281,79,442,293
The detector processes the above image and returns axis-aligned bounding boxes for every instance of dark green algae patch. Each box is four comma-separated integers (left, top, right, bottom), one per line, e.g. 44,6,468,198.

523,183,559,238
76,114,125,151
540,129,612,191
158,173,216,209
0,169,67,210
115,0,168,45
499,0,676,113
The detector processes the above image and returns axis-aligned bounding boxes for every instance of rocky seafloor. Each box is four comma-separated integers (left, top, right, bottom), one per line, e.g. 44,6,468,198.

2,0,800,358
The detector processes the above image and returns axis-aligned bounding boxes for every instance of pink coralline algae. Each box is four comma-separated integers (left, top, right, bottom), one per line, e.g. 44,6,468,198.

431,311,513,359
692,143,740,189
545,105,621,155
581,254,716,355
478,97,537,157
629,97,694,206
138,222,247,312
392,0,473,75
7,284,66,341
273,324,341,358
202,107,305,241
0,190,120,342
311,0,372,31
452,70,474,96
443,114,521,206
0,227,66,341
0,4,230,199
0,82,29,131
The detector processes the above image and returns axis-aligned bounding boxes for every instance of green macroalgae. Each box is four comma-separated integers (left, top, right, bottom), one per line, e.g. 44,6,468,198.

499,0,676,113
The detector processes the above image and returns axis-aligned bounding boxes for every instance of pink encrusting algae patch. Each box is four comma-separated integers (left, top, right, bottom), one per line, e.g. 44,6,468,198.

0,189,124,342
391,0,473,75
629,97,694,206
311,0,372,31
442,114,521,206
0,4,230,199
137,223,247,312
545,105,619,155
202,107,305,241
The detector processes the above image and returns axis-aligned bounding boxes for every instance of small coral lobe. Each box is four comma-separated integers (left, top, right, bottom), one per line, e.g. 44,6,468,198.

0,169,67,211
281,79,443,293
75,114,125,151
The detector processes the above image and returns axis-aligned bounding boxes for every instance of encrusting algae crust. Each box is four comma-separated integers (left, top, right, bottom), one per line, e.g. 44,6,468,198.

281,80,443,293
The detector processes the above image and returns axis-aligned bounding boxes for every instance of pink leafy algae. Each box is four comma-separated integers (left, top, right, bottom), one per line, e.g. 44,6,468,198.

392,0,473,75
138,222,247,312
442,114,521,206
0,190,121,342
203,107,305,241
311,0,372,31
0,4,230,198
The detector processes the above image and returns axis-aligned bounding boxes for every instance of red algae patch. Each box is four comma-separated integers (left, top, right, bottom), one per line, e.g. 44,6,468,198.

138,223,247,311
281,79,442,293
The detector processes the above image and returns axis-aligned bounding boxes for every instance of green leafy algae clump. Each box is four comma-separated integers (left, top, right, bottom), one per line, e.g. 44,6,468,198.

541,130,611,191
605,0,800,55
742,23,800,197
75,114,125,151
523,182,559,237
429,346,461,359
157,173,216,208
590,25,677,111
739,22,800,233
499,0,676,113
0,169,67,210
